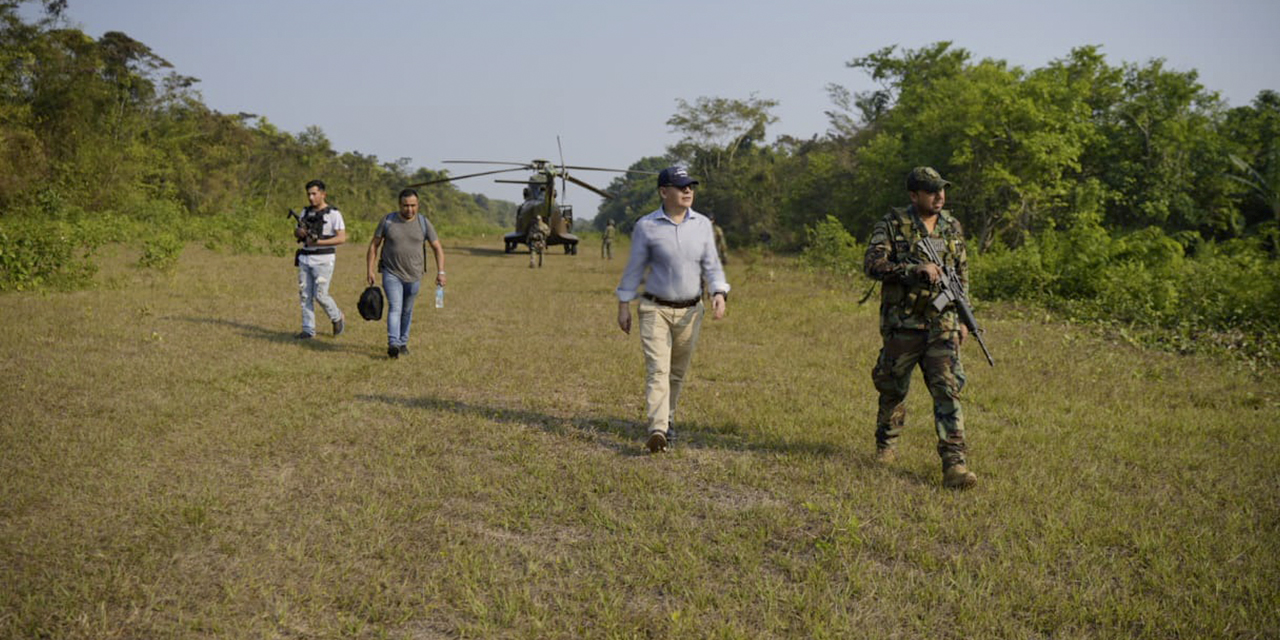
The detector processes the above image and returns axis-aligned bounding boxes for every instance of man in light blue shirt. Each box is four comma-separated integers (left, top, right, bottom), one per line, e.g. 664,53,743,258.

616,166,730,453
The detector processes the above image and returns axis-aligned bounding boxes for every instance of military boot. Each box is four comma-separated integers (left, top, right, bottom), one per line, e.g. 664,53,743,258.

942,464,977,490
875,447,897,465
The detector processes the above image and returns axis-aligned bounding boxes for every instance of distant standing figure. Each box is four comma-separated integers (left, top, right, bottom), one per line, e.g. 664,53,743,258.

616,166,729,453
602,219,616,259
863,166,976,489
293,179,347,339
366,188,446,359
710,214,728,265
528,215,549,268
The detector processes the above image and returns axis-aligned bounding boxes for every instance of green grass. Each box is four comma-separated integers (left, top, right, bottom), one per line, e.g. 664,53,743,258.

1,237,1277,639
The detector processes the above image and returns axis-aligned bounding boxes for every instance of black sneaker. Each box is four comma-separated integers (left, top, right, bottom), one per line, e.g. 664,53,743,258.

333,317,345,336
398,345,409,356
387,345,399,359
295,332,314,340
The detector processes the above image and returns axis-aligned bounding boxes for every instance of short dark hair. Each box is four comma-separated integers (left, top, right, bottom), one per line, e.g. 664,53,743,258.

305,179,326,192
398,188,419,202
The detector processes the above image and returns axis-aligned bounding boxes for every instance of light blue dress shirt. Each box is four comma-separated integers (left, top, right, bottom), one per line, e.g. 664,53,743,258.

615,207,730,302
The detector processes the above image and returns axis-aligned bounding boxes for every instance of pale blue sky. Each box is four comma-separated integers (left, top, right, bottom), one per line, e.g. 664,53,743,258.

50,0,1280,214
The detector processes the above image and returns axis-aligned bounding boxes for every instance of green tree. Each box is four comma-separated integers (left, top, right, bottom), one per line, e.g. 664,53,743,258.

666,94,782,244
593,156,670,232
1223,90,1280,249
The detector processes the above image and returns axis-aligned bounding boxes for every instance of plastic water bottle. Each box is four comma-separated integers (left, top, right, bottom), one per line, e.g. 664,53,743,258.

435,284,444,308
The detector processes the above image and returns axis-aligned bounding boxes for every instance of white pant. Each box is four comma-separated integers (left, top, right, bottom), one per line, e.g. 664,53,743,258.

298,260,341,335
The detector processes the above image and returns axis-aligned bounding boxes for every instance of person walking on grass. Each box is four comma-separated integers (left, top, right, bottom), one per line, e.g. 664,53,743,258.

615,166,729,453
711,213,728,265
528,214,549,268
293,179,347,339
366,188,446,359
602,219,616,259
863,166,976,489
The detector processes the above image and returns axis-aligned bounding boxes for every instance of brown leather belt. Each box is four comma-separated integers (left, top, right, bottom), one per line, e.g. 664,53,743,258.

642,293,700,308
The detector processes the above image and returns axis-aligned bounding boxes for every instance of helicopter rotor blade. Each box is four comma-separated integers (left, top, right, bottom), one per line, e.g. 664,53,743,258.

443,160,532,167
556,136,568,202
563,164,659,175
406,166,529,188
565,174,615,200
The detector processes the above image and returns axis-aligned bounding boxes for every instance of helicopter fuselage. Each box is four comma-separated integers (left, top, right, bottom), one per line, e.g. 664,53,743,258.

503,176,579,255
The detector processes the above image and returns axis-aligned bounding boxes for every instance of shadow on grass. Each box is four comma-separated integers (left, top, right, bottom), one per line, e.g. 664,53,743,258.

455,246,512,257
886,462,944,488
169,316,381,358
357,393,848,459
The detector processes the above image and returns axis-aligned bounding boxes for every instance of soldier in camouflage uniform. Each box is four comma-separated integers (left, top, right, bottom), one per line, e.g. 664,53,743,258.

528,215,549,268
711,213,728,265
602,219,616,259
863,166,977,490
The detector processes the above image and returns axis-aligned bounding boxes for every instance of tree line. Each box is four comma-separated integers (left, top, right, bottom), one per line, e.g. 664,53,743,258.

598,43,1277,251
594,42,1278,365
2,3,1277,362
0,2,513,289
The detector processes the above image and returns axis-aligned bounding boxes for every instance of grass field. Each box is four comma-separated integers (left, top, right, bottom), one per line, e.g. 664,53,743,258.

2,236,1277,639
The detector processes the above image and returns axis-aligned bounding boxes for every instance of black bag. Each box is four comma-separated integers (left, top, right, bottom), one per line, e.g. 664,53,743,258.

358,286,384,321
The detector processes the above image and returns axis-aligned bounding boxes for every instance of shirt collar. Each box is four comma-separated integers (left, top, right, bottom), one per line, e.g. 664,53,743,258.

656,207,699,225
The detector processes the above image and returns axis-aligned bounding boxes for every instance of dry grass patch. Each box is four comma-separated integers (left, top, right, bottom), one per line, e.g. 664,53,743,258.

1,238,1277,638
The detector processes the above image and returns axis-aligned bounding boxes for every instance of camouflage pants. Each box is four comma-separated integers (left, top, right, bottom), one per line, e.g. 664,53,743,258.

872,328,968,468
529,244,544,267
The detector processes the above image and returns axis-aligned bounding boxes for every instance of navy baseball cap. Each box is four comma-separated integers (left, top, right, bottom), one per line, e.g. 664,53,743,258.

658,166,699,188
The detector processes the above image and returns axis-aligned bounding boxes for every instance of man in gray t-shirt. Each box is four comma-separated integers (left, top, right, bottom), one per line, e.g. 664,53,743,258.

365,188,446,359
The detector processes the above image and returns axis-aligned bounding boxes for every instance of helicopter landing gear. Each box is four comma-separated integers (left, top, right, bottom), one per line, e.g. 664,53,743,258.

565,243,578,255
504,241,515,254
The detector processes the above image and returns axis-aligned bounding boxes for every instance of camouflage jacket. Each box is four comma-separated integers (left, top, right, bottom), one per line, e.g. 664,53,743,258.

863,205,969,333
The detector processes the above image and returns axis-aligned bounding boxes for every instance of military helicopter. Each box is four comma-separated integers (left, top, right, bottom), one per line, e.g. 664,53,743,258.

408,154,652,255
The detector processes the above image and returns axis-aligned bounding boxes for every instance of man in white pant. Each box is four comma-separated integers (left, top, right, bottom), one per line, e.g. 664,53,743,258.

293,179,347,339
615,166,730,453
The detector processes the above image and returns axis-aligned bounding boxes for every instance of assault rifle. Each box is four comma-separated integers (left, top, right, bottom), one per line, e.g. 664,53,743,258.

286,208,327,245
916,238,995,366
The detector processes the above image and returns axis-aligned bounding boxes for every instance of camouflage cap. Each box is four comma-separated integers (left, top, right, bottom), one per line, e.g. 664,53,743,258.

906,166,952,192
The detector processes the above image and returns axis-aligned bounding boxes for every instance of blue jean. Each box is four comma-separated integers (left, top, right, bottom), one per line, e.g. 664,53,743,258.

298,260,341,335
382,272,421,347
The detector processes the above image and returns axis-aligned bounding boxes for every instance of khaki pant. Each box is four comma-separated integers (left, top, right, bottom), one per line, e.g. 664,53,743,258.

638,298,704,435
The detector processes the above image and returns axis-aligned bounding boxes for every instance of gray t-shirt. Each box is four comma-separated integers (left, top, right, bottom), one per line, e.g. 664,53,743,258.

375,213,439,283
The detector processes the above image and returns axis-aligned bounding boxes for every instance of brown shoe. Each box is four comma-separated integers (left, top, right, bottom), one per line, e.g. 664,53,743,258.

943,464,977,490
646,431,668,454
875,447,897,464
